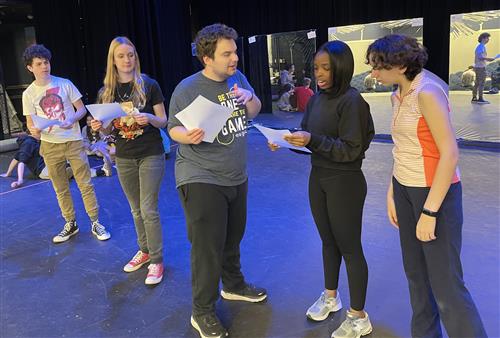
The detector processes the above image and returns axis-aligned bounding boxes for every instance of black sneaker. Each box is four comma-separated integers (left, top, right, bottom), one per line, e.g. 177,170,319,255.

220,283,267,302
53,221,79,243
190,313,228,338
471,98,478,103
476,98,490,104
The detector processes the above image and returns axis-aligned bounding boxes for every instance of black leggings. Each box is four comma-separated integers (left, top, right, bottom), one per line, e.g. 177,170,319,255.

308,166,368,311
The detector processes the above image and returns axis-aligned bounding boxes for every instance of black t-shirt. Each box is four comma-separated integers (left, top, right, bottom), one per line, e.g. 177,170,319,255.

14,135,45,176
105,75,165,159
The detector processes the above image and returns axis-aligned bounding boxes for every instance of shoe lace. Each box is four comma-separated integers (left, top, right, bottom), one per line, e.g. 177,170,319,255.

345,313,364,332
204,313,221,328
132,251,146,264
92,221,106,235
148,263,161,275
60,221,75,235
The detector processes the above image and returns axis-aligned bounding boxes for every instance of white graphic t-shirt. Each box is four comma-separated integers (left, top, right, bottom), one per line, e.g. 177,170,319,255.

22,76,82,143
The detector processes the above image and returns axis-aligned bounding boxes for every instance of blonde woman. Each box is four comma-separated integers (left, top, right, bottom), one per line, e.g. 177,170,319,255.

91,37,167,285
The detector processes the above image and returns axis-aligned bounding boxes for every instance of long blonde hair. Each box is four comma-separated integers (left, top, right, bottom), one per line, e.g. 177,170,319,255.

98,36,146,108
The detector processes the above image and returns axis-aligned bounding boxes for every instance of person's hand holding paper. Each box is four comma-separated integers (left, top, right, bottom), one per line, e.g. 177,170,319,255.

175,95,234,143
86,103,128,128
254,124,311,153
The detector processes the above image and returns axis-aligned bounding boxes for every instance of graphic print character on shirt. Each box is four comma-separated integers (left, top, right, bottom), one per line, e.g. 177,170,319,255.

39,87,65,133
216,88,247,145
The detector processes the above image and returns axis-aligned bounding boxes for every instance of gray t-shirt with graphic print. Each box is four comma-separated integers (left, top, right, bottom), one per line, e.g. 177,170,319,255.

167,70,254,188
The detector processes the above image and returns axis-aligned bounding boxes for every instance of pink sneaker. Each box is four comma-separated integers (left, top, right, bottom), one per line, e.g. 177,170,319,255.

123,251,150,272
145,263,164,285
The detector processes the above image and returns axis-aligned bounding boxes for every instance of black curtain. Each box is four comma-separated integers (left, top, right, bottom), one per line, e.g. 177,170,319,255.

248,36,272,114
32,0,499,111
33,0,192,111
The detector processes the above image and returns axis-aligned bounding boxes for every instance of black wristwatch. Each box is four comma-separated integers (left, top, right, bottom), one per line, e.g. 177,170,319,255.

422,207,439,218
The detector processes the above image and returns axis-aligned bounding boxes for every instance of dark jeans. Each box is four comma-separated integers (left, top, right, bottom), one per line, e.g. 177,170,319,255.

116,154,165,264
309,167,369,311
393,178,486,338
178,181,247,316
473,67,487,99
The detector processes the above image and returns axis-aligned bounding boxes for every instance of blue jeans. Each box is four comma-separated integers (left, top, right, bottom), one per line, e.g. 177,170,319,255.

116,154,165,263
393,178,486,338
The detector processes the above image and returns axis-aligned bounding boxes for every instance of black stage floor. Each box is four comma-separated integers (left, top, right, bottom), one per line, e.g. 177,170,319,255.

1,117,498,337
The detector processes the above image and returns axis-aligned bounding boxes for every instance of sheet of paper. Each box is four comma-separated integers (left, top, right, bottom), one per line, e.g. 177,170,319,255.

253,124,311,153
86,103,128,128
31,114,62,130
175,95,234,143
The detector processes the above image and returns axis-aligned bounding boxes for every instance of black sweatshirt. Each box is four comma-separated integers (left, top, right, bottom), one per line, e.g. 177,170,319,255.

302,87,375,170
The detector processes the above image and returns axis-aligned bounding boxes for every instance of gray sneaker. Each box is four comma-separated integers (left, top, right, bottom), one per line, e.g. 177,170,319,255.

306,291,342,321
91,220,111,241
332,311,372,338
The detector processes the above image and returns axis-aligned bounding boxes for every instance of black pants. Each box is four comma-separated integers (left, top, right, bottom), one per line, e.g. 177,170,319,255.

393,178,486,338
178,181,247,316
309,167,368,311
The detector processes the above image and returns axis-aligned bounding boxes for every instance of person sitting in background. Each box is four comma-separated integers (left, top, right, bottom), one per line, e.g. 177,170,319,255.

294,77,314,112
461,66,476,88
277,83,296,111
82,113,114,176
364,73,378,91
0,129,72,188
280,64,295,87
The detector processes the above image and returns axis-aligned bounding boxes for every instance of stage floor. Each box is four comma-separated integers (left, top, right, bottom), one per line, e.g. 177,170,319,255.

271,91,500,143
362,91,500,143
0,125,499,337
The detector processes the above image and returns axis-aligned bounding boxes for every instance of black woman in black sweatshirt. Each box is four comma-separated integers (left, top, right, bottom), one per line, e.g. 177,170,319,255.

273,40,375,338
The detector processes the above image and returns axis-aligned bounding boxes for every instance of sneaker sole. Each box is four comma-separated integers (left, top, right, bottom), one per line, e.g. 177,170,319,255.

361,326,373,337
190,316,228,338
52,228,79,243
306,301,343,321
123,258,151,272
220,289,267,303
145,275,163,285
92,231,111,241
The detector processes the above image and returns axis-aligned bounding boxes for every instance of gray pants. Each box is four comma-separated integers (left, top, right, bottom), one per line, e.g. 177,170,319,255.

472,67,486,99
116,154,165,263
393,178,486,338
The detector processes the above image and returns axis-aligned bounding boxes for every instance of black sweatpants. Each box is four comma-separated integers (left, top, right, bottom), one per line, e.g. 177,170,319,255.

308,166,368,311
178,181,247,316
393,178,486,338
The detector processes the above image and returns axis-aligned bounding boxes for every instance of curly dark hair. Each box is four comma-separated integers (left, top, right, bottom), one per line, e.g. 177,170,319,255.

365,34,428,81
478,32,490,43
194,23,238,65
22,44,52,66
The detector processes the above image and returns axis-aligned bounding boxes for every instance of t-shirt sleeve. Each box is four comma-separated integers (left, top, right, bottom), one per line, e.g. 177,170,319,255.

236,71,254,93
65,79,83,103
167,85,185,132
22,90,35,116
148,78,165,106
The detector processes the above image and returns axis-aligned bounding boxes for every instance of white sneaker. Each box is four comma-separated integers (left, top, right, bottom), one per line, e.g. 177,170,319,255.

306,291,342,321
332,311,372,338
91,220,111,241
102,166,112,177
